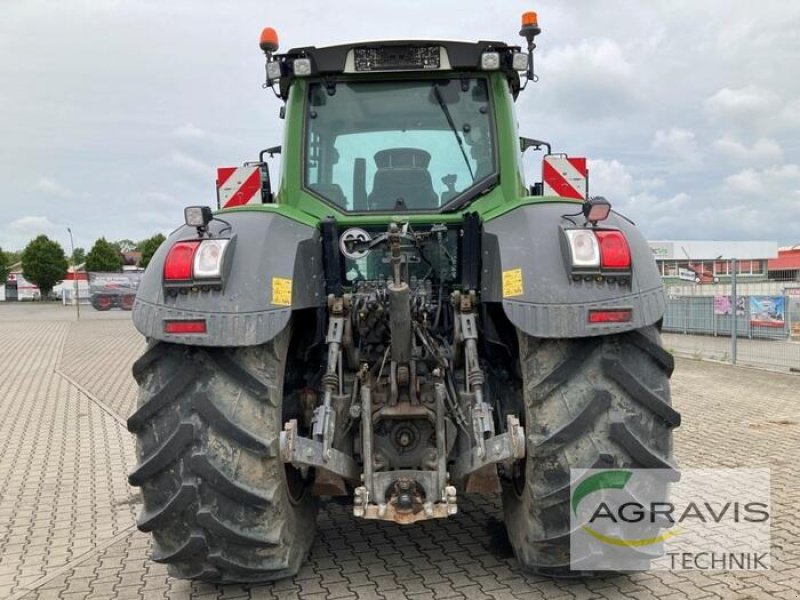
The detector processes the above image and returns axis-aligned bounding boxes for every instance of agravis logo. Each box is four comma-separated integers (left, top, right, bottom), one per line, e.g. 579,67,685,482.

570,468,771,571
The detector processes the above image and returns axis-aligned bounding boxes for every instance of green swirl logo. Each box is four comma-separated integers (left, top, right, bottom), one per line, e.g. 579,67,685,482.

572,470,682,547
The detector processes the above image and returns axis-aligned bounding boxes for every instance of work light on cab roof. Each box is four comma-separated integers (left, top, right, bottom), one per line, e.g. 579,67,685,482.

258,11,541,93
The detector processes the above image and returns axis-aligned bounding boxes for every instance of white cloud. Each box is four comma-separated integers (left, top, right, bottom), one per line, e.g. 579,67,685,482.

164,150,212,176
651,128,701,167
652,128,696,154
536,38,638,119
1,216,65,251
705,86,781,119
587,159,634,200
7,215,60,233
723,164,800,196
712,136,783,165
32,177,74,198
779,98,800,127
171,123,209,139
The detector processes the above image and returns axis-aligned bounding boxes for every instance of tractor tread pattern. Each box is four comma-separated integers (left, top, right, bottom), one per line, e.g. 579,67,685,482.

188,453,276,506
609,419,680,477
502,326,679,576
127,363,200,432
530,390,611,455
197,508,283,547
204,352,273,404
137,480,198,533
629,329,675,376
602,354,681,427
128,335,316,583
530,338,601,402
132,344,170,382
152,534,208,563
128,422,194,486
208,551,289,575
193,392,274,456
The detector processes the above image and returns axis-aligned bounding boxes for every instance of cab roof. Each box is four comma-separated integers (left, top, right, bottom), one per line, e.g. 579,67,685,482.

273,39,522,99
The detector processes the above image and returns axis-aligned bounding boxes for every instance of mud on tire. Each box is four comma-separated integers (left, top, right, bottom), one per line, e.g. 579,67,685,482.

501,326,680,575
127,325,317,582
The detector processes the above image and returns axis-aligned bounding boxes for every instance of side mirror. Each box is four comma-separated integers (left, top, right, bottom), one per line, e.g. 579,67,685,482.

520,136,551,155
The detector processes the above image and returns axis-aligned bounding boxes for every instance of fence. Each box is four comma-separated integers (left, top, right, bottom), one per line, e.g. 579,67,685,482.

662,265,800,372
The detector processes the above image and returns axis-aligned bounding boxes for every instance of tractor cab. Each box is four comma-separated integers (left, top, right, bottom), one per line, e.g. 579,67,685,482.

267,38,530,216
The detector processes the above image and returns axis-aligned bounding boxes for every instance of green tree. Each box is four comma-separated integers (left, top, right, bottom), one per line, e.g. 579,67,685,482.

85,237,123,272
0,247,9,284
139,233,166,269
21,235,68,298
72,247,86,265
5,250,22,266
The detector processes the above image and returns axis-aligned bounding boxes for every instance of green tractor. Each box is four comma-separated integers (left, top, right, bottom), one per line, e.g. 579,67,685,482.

127,11,679,582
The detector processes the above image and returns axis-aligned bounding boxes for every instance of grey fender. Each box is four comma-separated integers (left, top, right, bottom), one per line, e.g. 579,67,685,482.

482,202,665,338
132,211,324,346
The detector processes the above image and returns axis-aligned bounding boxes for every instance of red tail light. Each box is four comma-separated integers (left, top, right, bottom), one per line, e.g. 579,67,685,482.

588,309,632,323
596,231,631,270
164,241,200,280
164,319,207,334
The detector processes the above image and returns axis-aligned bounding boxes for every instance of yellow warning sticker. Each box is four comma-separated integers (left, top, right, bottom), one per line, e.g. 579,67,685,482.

272,277,293,306
502,268,524,298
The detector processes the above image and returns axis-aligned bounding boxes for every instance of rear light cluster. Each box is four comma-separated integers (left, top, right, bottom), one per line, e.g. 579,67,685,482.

163,239,230,286
564,228,631,276
164,320,207,334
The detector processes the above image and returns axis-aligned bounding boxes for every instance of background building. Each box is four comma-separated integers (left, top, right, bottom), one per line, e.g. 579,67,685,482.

768,247,800,282
648,240,779,284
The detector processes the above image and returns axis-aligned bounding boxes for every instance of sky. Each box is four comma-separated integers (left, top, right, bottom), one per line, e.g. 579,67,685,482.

1,0,799,253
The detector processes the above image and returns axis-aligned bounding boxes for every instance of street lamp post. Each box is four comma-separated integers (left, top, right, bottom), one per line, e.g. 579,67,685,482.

67,228,80,320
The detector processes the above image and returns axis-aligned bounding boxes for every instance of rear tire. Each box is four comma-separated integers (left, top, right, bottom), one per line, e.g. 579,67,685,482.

501,326,680,576
127,325,317,582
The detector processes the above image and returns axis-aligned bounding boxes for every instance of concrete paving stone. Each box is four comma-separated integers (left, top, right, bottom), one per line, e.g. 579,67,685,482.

296,577,326,595
293,593,327,600
343,571,377,588
91,581,120,596
445,584,492,599
469,574,508,592
381,591,419,600
423,581,464,598
29,589,64,600
367,574,401,592
504,592,547,600
655,593,691,600
316,567,347,585
324,581,358,598
347,585,384,600
405,593,436,600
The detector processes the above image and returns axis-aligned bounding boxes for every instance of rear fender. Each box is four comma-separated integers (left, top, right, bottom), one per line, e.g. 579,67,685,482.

132,211,324,346
482,202,665,338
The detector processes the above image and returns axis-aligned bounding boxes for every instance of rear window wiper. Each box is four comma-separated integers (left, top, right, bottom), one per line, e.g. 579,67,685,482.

432,83,475,182
441,174,498,212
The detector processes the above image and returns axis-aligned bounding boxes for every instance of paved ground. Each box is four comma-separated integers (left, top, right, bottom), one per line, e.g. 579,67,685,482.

1,302,799,600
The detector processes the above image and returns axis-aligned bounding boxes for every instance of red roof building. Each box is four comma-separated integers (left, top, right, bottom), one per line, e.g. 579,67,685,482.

768,247,800,281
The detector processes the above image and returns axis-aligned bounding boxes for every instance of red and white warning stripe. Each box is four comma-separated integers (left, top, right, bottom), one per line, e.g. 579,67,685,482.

542,155,588,200
216,166,263,208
